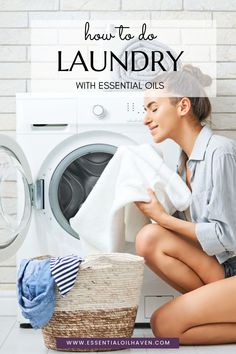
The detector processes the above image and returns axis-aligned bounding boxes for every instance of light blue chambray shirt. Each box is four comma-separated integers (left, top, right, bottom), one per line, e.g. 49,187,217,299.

177,125,236,264
17,258,56,329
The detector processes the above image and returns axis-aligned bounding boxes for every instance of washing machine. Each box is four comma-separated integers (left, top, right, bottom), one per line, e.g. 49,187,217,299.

0,92,181,325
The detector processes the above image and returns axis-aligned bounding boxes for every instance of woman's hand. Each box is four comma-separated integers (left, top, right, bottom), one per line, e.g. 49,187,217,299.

135,188,168,223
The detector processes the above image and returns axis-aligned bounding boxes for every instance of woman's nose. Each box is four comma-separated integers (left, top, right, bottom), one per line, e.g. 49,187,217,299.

143,112,152,125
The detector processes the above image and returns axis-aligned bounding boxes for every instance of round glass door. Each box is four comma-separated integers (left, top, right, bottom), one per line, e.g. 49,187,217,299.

0,147,31,250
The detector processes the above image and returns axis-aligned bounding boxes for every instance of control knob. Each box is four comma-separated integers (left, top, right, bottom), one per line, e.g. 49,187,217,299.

92,104,105,119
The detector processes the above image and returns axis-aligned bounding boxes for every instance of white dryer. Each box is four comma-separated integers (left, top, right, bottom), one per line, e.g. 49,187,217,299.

0,92,181,325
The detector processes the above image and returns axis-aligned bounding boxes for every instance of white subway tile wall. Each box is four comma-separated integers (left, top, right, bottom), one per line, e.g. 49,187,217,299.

61,0,120,11
184,0,236,11
122,0,183,11
0,0,236,286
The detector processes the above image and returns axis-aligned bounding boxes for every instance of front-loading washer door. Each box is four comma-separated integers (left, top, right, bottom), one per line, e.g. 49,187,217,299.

46,130,137,240
0,134,32,262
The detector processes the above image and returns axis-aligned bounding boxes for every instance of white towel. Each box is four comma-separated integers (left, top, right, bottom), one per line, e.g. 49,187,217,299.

70,144,191,254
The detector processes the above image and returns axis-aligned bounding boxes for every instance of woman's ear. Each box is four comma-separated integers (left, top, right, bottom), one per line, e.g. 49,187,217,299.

177,97,191,117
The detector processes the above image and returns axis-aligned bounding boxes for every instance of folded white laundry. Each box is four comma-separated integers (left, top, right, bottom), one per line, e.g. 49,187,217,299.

111,38,182,86
70,144,191,254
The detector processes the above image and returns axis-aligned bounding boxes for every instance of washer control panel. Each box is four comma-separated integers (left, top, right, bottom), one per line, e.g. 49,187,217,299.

78,93,145,124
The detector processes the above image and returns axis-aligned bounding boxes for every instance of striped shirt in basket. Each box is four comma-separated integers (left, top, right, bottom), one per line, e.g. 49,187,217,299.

50,255,83,297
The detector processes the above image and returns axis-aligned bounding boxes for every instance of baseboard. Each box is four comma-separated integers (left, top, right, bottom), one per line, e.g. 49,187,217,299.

0,290,17,316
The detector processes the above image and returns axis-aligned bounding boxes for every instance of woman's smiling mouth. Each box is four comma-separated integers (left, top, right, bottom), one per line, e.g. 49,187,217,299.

150,125,159,134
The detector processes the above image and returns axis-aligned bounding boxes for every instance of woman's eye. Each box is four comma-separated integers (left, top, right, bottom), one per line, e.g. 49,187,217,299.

152,108,158,113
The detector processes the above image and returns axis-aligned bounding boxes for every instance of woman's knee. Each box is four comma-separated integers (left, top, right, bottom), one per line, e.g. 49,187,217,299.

135,224,165,258
150,302,183,338
151,294,194,338
150,306,172,337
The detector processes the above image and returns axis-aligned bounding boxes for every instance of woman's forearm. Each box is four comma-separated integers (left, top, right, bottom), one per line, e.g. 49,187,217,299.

158,213,201,248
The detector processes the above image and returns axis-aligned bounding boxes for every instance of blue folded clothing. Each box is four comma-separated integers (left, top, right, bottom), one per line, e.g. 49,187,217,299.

17,258,56,329
17,255,83,329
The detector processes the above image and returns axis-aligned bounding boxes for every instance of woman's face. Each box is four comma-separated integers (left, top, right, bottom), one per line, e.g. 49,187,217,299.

144,92,181,143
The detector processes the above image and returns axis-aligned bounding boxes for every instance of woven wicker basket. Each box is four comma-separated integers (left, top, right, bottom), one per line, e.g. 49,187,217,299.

41,253,144,352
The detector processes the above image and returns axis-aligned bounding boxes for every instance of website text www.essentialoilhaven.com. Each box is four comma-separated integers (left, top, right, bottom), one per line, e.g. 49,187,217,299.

56,337,179,350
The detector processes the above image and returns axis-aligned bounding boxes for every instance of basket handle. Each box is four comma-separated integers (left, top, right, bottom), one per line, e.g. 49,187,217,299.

80,254,144,270
80,258,114,270
81,263,113,270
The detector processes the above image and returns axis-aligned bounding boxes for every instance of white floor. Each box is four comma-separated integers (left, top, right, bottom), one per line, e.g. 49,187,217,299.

1,317,236,354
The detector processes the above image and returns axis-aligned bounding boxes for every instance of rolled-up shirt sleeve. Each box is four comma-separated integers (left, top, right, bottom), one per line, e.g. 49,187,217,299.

195,153,236,256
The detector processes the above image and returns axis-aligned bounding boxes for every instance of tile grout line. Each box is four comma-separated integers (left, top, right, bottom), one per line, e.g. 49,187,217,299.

0,317,17,351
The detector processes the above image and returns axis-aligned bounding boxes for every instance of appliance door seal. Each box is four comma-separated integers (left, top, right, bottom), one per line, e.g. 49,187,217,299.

0,134,33,262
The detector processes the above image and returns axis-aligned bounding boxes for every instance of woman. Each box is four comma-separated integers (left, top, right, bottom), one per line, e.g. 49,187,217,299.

135,65,236,345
